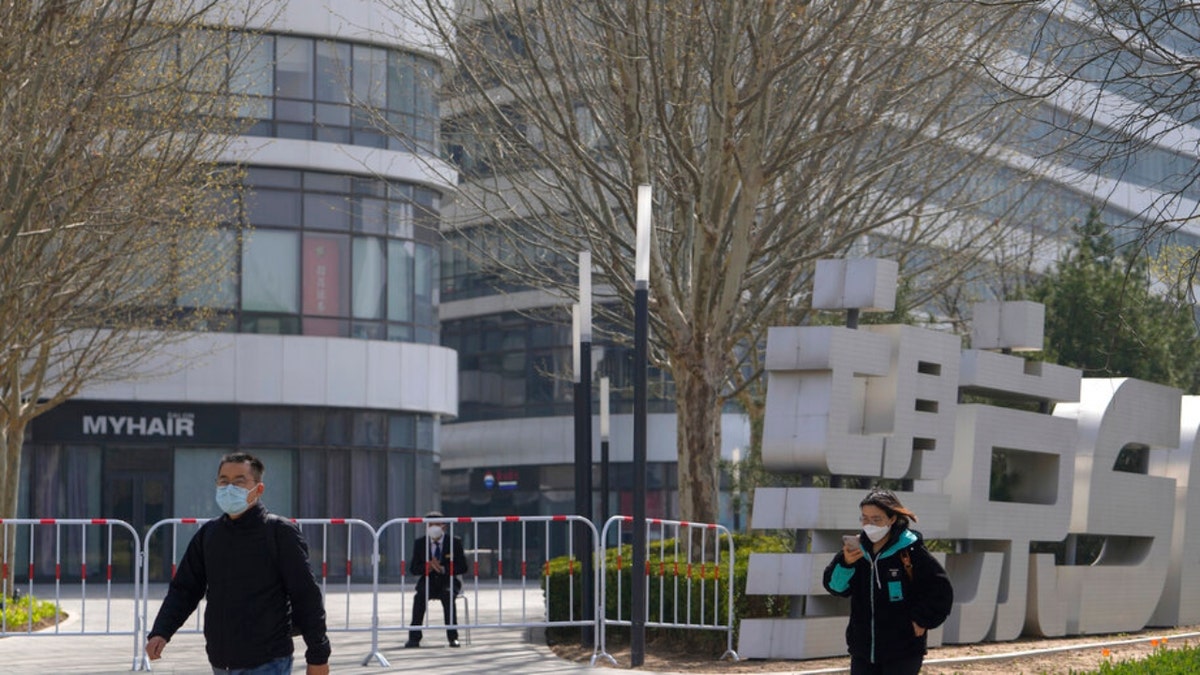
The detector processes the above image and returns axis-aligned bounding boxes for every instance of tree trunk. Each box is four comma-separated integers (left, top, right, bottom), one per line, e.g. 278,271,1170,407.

674,359,722,526
1,422,23,599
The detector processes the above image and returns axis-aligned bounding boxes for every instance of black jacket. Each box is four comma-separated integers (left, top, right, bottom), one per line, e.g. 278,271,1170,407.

409,534,467,597
823,528,953,664
148,503,331,668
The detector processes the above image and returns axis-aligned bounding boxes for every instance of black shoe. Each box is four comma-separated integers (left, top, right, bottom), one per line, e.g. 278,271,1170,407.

448,639,461,648
404,641,420,648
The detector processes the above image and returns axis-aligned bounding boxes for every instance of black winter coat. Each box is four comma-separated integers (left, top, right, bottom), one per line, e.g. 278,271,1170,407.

148,503,331,669
822,528,953,665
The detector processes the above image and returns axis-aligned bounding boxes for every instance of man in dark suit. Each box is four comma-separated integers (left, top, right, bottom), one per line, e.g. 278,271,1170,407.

405,511,468,648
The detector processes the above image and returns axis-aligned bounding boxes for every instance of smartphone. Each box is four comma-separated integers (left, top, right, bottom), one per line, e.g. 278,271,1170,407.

842,534,859,548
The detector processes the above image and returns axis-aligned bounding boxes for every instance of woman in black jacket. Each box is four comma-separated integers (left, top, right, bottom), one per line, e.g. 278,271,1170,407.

823,489,953,675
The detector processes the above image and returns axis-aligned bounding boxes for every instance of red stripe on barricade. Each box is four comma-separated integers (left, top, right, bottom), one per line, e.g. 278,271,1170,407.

499,560,505,577
407,517,423,523
106,565,112,581
457,516,471,523
345,561,352,576
321,562,328,578
673,562,679,576
659,561,665,576
622,516,632,522
504,515,520,522
644,561,650,576
650,518,662,525
81,563,87,577
713,565,719,581
681,521,690,528
568,559,574,576
543,561,549,577
171,564,177,579
426,561,432,576
180,518,198,524
55,563,60,580
401,560,407,576
28,563,33,580
551,515,567,521
2,562,7,579
708,523,718,529
473,561,479,577
616,555,622,571
687,562,693,579
40,518,55,524
91,518,107,525
449,561,455,576
330,518,345,524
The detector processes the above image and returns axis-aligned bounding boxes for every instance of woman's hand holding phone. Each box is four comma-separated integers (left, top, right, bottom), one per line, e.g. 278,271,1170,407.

842,533,864,563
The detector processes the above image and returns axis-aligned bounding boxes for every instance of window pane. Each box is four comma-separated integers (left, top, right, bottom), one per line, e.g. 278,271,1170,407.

302,233,350,316
414,243,437,326
242,230,299,312
352,45,386,107
245,189,301,227
303,193,350,230
388,52,415,114
275,36,313,99
387,240,413,321
352,237,385,319
353,197,387,234
316,41,351,103
179,228,238,309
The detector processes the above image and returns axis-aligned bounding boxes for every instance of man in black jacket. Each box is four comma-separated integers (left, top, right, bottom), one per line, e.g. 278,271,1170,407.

404,511,468,648
145,453,331,674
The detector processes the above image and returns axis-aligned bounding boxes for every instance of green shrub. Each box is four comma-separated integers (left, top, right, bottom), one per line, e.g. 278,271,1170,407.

1,594,61,630
1084,642,1200,674
543,532,792,653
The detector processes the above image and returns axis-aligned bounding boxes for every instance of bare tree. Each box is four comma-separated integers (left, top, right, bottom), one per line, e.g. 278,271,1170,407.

405,0,1045,524
0,0,263,586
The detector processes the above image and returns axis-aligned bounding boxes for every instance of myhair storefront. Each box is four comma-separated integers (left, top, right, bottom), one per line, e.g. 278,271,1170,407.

22,399,440,581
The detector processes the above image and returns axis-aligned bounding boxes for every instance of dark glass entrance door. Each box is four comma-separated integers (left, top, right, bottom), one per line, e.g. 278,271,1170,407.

104,448,172,582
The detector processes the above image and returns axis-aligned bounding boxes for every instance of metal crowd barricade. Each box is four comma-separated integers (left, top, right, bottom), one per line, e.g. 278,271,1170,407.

0,517,143,669
592,515,739,665
370,515,601,667
135,517,379,671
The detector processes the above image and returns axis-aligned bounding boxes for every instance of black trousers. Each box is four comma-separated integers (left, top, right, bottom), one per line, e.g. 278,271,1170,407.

849,654,924,675
409,589,458,642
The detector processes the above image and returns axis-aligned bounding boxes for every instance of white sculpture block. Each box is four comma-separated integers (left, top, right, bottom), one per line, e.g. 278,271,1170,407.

863,325,961,480
811,258,898,311
1049,378,1179,634
971,301,1045,352
762,326,892,474
1150,396,1200,625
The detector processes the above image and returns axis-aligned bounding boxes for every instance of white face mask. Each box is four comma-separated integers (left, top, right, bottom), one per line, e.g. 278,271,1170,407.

862,523,891,543
427,525,444,541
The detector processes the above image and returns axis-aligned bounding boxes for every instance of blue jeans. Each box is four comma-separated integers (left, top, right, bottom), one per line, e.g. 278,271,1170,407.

212,655,293,675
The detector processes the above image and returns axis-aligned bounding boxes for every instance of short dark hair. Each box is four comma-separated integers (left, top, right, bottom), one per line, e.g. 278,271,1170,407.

218,452,264,482
425,510,444,519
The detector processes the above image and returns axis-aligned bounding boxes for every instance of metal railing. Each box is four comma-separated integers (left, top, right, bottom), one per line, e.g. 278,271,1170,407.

592,515,739,665
3,513,735,670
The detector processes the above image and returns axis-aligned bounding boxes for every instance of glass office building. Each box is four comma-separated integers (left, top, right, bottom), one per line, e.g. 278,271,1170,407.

17,1,457,581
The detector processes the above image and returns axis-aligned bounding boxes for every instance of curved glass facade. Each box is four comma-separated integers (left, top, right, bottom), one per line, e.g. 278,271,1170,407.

232,33,440,154
208,167,443,343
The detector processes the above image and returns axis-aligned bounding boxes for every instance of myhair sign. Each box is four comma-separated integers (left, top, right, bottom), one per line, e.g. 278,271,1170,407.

739,260,1200,659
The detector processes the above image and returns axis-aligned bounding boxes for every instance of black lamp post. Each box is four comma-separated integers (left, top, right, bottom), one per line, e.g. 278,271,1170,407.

631,184,651,667
573,252,594,646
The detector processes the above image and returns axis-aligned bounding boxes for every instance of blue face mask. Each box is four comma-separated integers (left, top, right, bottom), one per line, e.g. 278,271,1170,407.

216,484,253,515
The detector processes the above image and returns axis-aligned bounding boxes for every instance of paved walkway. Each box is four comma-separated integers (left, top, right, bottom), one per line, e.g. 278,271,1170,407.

0,583,669,674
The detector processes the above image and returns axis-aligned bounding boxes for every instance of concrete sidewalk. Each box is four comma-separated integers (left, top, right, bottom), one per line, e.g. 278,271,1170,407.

0,583,658,674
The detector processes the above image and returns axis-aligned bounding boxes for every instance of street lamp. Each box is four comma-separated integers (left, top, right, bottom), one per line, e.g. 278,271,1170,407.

599,376,610,530
631,184,651,667
574,252,594,647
